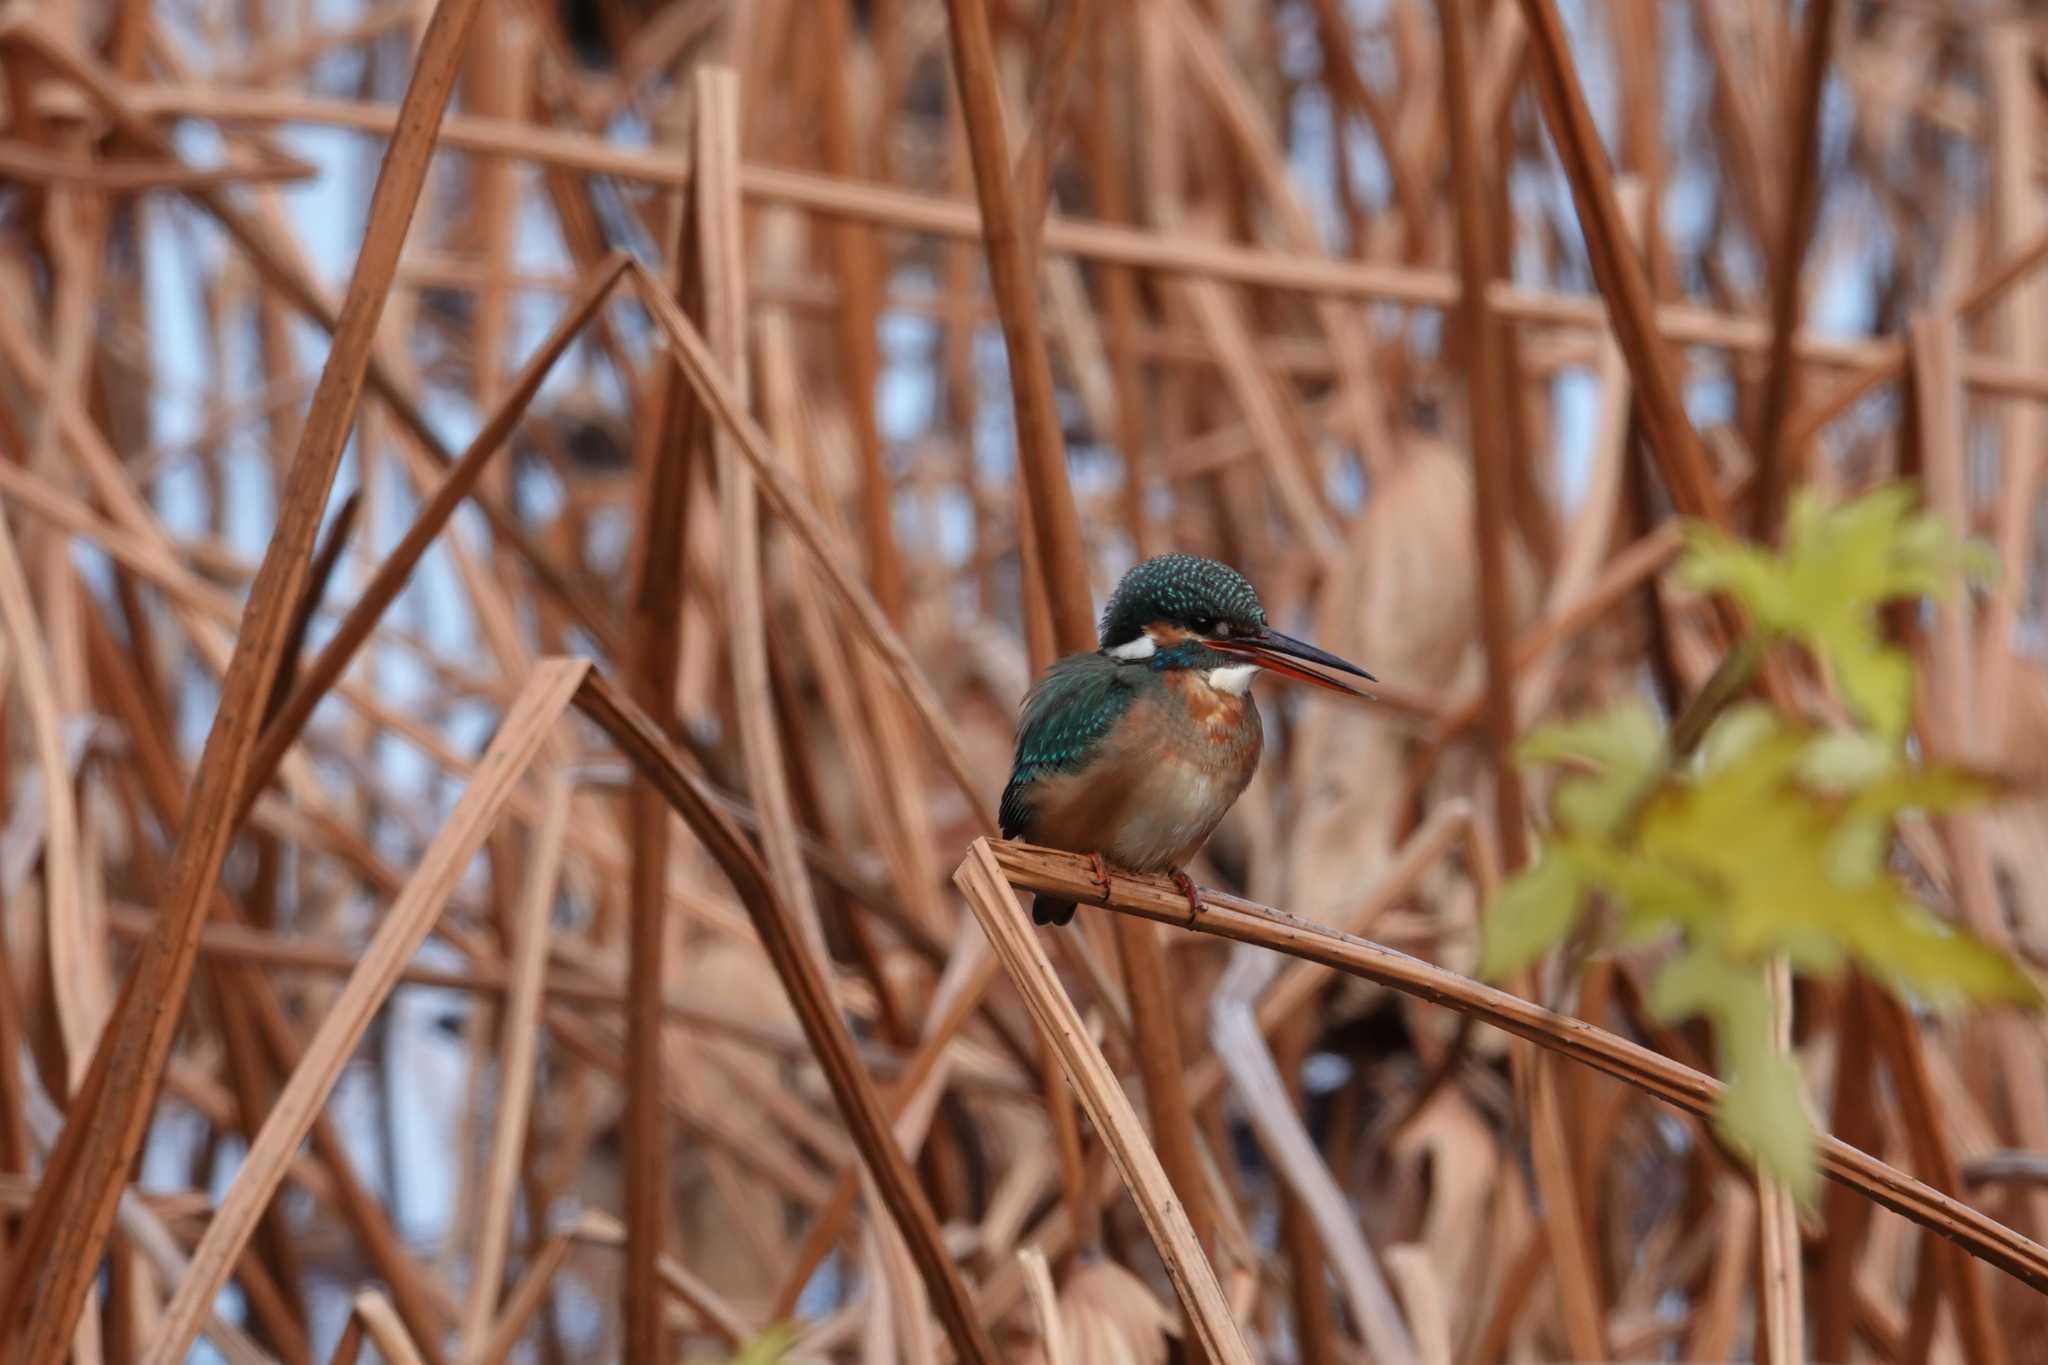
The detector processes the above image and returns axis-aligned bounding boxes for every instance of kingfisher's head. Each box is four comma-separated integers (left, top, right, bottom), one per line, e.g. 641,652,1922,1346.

1096,554,1376,698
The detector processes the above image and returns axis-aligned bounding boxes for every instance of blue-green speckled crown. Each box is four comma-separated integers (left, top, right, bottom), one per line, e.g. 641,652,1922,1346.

1097,554,1266,648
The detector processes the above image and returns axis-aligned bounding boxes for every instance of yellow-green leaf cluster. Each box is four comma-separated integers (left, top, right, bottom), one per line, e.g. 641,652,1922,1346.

1677,484,1992,740
1482,484,2035,1204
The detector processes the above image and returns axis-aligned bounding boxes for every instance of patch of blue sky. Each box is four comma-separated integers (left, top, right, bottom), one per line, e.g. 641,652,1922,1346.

879,291,940,443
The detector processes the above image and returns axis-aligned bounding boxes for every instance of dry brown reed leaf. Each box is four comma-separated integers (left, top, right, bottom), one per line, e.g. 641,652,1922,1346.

1016,1246,1070,1365
1387,1090,1502,1311
1286,444,1492,904
1384,1244,1452,1365
1021,1259,1178,1365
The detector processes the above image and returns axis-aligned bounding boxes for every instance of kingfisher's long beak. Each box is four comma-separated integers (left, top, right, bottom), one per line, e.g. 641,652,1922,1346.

1212,627,1377,699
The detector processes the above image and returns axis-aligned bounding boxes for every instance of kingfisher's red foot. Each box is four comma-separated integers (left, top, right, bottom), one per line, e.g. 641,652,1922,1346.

1169,868,1204,926
1086,851,1114,903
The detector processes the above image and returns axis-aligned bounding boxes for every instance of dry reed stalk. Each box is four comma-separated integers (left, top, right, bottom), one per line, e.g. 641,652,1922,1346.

991,839,2048,1293
140,659,588,1364
1756,957,1803,1365
625,263,993,832
1913,315,2048,1248
241,253,631,812
103,80,2048,398
618,120,701,1365
0,506,86,1086
701,65,822,966
770,944,1003,1318
1011,0,1088,269
342,1292,426,1365
1440,0,1526,872
1749,0,1838,537
576,668,1003,1363
0,0,488,1350
940,0,1090,621
455,774,572,1354
815,0,902,625
1513,0,1724,528
471,1229,575,1365
75,604,463,1344
1979,20,2048,805
582,1209,757,1346
954,840,1255,1365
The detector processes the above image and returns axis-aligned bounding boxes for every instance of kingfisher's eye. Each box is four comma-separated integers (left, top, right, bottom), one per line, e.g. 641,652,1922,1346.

1190,616,1217,634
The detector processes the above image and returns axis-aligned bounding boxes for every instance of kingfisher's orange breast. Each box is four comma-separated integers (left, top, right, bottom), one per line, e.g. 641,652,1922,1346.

1168,670,1253,740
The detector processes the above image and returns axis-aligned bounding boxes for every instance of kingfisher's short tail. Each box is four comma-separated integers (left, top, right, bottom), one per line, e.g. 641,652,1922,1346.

1031,896,1077,927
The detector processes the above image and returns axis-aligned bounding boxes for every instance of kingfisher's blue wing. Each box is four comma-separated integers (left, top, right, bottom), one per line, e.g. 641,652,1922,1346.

1000,653,1138,839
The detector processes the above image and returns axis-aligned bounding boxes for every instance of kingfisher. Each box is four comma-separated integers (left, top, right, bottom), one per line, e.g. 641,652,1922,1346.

1000,553,1376,926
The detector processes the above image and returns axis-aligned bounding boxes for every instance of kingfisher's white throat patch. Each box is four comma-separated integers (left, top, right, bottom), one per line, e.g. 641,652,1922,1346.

1204,664,1258,695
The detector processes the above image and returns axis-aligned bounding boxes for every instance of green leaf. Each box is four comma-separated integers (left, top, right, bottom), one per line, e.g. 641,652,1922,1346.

690,1326,799,1365
1719,1050,1820,1209
1822,814,1888,888
1518,701,1665,773
1478,851,1590,980
1695,702,1779,776
1676,528,1782,619
1678,485,1983,739
1846,763,2013,822
1519,701,1664,837
1798,730,1897,789
1648,952,1819,1206
1810,621,1915,742
1837,894,2041,1010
